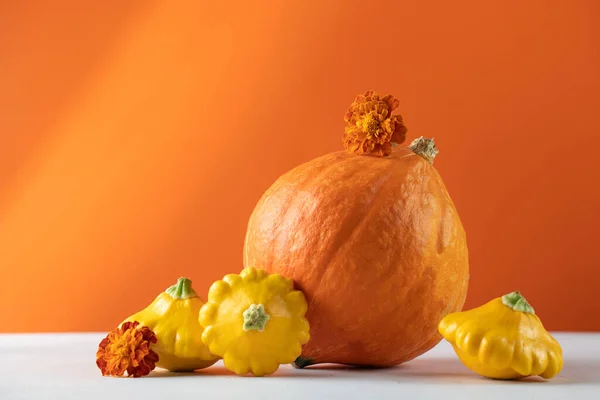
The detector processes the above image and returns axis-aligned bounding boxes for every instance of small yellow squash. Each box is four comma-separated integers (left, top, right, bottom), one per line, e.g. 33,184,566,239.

123,277,218,372
439,290,563,380
199,267,310,376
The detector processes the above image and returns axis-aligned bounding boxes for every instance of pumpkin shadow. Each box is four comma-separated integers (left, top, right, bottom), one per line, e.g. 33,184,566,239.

297,358,600,385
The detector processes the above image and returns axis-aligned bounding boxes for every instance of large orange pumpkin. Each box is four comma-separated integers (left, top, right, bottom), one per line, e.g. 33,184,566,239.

243,91,469,367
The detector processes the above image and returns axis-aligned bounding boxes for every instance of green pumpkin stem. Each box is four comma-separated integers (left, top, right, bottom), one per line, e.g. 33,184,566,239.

165,277,197,300
501,290,535,314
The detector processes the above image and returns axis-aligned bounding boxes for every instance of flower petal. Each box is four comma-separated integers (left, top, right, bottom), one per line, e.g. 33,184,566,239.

343,91,407,156
95,321,159,378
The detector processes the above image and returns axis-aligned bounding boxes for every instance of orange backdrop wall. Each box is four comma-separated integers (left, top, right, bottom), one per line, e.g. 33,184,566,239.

1,0,599,333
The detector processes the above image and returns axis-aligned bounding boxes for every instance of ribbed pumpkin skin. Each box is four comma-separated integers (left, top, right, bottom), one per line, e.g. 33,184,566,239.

243,147,469,367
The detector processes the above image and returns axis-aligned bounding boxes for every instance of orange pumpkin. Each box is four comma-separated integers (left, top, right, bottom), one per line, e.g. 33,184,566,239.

243,91,469,367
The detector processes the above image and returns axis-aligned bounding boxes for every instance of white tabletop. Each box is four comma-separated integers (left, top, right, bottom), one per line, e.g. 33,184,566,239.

0,332,598,400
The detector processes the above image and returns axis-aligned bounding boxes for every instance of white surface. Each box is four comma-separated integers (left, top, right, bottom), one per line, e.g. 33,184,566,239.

0,333,598,400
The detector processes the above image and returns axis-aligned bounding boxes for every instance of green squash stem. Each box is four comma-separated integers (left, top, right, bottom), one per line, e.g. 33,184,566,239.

501,290,535,314
242,304,270,332
165,277,197,300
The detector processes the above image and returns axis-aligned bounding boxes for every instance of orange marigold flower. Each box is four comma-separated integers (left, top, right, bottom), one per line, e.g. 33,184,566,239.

96,321,159,378
343,90,408,156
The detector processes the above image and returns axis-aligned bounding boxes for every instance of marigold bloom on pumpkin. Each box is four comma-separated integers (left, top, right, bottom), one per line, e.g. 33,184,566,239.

96,321,159,377
343,90,408,156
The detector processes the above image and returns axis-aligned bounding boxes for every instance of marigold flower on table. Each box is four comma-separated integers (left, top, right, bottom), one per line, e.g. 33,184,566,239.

343,90,408,157
96,321,159,377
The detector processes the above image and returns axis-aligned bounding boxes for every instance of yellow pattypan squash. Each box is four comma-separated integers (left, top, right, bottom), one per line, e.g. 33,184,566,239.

439,290,563,380
199,267,310,376
123,277,218,372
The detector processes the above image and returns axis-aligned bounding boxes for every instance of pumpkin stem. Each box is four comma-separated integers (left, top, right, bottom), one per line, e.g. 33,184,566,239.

292,356,314,369
408,137,439,164
242,304,270,332
501,291,535,314
165,277,197,300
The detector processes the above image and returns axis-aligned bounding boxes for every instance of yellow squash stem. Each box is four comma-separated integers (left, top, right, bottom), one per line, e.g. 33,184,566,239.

439,291,563,380
242,304,270,332
501,290,535,313
165,277,197,299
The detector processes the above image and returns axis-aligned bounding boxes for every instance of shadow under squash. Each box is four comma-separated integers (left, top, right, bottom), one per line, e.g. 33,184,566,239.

148,358,600,384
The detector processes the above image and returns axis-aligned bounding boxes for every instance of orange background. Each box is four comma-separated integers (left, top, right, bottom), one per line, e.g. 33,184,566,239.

1,1,599,333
